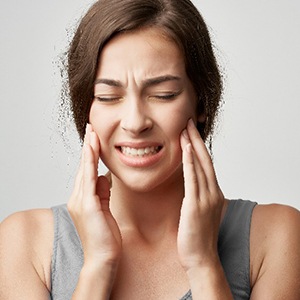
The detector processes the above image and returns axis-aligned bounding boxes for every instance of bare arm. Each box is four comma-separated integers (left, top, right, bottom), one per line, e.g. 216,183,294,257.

250,204,300,300
0,210,52,300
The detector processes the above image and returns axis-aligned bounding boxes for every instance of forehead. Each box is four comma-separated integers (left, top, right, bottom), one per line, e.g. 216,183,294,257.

96,27,186,80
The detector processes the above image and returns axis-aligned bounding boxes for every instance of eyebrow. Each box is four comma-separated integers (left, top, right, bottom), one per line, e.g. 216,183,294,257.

94,78,122,87
94,75,181,88
142,75,181,88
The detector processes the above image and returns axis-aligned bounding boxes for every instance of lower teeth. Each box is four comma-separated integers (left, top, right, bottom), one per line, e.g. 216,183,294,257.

121,147,160,157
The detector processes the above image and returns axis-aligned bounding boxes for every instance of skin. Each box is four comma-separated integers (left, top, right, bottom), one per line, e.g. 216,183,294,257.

91,28,199,194
1,27,300,300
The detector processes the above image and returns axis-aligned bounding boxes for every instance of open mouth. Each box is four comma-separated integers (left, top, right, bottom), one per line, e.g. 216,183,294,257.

117,146,163,157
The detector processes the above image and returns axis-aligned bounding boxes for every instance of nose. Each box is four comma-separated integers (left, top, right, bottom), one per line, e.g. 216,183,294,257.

120,97,153,135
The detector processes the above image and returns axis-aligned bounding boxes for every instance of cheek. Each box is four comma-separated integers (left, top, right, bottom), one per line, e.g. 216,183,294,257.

160,109,193,162
167,101,197,137
89,104,113,147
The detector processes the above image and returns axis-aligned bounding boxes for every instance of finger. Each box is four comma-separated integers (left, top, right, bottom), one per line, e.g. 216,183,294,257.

89,132,100,168
82,143,97,197
77,123,91,179
181,130,208,196
180,131,199,202
83,123,100,185
88,124,100,164
71,127,89,203
86,125,101,190
85,123,92,144
187,119,218,190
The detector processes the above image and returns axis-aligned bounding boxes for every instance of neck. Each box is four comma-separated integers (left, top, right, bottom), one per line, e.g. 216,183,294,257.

110,171,184,243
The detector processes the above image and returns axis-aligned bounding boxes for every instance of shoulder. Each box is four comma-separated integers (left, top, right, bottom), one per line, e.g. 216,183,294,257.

251,203,300,244
1,208,54,250
0,209,54,295
250,203,300,299
1,207,53,231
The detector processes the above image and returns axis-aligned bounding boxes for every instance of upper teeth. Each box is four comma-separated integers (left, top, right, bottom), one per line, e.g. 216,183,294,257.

121,146,160,156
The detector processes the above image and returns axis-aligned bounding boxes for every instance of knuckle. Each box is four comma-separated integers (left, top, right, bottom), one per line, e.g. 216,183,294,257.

186,173,198,186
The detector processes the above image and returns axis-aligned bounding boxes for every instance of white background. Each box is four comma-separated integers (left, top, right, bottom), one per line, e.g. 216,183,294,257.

1,0,299,221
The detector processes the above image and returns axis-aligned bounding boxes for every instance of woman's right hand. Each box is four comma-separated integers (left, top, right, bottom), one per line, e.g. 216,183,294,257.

67,124,122,270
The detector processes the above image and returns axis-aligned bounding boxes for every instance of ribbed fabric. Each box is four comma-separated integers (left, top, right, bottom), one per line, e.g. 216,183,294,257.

50,199,257,300
51,205,83,300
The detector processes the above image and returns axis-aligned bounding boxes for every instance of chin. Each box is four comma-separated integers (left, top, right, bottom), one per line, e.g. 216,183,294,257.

112,171,160,193
111,164,183,194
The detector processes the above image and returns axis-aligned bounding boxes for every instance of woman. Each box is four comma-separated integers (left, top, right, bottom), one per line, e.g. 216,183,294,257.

1,0,299,299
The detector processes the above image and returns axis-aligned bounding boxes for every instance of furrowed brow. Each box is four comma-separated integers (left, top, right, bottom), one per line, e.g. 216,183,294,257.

94,75,181,88
142,75,181,88
94,78,123,87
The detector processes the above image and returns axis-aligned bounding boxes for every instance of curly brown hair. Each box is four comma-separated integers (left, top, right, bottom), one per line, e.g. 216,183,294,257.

66,0,223,143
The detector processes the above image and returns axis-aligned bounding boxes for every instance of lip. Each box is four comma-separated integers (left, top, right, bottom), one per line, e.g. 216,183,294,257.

115,141,162,148
115,141,164,168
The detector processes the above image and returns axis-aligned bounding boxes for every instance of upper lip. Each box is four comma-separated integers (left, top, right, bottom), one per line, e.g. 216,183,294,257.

115,142,163,149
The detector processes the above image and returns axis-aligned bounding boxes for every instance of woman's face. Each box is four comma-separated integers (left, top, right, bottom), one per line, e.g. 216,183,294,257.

90,27,198,192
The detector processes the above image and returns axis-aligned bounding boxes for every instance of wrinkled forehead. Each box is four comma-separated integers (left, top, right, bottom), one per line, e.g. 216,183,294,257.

96,27,186,85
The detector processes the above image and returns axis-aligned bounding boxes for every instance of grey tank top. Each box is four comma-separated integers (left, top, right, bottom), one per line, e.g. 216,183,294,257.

50,199,257,300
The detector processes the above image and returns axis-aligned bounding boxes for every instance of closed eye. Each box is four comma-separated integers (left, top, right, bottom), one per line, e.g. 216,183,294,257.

155,94,177,100
95,96,122,102
152,91,182,101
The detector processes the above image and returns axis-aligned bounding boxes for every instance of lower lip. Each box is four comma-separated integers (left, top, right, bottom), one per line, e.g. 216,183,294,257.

116,147,164,168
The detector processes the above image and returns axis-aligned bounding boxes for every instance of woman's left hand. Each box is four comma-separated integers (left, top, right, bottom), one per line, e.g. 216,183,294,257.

177,119,225,272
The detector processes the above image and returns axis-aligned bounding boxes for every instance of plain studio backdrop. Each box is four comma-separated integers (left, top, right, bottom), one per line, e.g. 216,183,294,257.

0,0,299,221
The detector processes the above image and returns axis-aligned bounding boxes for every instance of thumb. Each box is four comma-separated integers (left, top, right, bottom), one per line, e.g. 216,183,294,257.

96,175,111,211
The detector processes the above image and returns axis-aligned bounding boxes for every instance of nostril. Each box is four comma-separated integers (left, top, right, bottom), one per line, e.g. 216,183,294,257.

140,126,151,134
121,119,153,134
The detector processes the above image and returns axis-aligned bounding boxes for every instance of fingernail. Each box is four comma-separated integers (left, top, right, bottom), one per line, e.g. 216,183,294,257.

188,118,194,128
182,129,189,139
186,143,192,154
